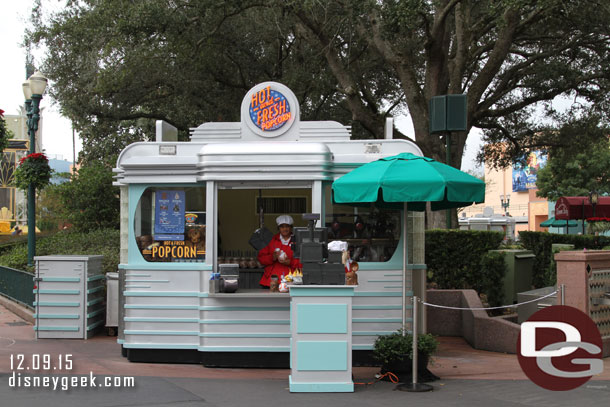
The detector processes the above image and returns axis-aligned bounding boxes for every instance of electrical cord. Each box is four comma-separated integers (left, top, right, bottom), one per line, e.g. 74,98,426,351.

354,371,400,386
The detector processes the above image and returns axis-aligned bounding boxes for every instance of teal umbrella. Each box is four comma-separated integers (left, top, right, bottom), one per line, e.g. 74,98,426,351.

540,217,578,228
332,152,485,335
332,153,485,210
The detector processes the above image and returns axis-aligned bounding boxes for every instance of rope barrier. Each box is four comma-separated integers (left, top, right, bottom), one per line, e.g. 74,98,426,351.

357,289,561,388
418,290,558,311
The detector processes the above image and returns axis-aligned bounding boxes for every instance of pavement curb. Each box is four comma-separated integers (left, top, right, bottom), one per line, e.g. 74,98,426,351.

0,294,34,324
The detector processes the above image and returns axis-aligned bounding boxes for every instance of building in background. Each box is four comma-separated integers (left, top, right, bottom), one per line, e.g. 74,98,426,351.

48,154,73,184
461,150,550,236
0,107,46,227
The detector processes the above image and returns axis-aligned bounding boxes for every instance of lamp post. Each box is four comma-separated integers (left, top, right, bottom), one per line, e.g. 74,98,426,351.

590,191,599,218
22,71,48,266
500,194,510,215
589,191,599,235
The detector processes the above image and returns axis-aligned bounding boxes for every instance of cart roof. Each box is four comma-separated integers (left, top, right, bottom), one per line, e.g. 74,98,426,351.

114,82,422,185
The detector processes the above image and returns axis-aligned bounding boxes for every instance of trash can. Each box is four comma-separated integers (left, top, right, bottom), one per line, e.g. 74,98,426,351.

490,249,535,304
106,272,119,336
34,255,105,339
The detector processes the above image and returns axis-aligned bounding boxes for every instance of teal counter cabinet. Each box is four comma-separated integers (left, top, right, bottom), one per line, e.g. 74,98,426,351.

289,285,355,393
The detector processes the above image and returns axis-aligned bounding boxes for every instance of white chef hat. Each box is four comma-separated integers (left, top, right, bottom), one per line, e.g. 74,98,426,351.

276,215,294,226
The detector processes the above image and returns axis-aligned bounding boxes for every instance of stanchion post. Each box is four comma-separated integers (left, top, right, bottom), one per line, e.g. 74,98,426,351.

402,203,408,336
412,295,418,385
396,296,433,392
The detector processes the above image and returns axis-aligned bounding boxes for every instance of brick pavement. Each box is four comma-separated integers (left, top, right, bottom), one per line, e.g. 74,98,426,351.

1,301,608,381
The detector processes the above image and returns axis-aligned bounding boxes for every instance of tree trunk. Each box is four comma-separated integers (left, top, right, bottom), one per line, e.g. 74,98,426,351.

427,208,458,230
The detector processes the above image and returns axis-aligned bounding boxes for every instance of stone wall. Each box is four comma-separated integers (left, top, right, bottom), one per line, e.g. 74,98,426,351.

555,250,610,357
426,289,520,354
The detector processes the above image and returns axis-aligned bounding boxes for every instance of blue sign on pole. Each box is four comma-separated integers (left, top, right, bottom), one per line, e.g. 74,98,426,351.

154,190,185,240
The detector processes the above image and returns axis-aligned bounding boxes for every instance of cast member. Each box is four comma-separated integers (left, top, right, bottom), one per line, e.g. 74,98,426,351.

258,214,301,287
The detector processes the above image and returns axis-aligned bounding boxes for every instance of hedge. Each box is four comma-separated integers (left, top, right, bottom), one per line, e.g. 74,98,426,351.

518,231,610,287
425,230,505,306
478,251,509,307
0,229,120,275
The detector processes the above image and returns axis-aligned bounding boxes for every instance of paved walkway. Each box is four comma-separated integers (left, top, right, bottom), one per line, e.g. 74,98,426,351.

1,302,609,406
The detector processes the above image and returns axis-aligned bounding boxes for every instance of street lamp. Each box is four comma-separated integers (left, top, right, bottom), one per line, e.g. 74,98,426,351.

22,71,48,266
500,194,511,215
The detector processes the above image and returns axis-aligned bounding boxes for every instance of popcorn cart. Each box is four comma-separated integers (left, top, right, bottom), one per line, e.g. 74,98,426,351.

114,82,427,379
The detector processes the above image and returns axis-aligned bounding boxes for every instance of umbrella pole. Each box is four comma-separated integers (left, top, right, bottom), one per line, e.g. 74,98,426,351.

402,202,407,336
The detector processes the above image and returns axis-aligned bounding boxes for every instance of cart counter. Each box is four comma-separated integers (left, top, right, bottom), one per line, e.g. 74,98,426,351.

119,262,423,368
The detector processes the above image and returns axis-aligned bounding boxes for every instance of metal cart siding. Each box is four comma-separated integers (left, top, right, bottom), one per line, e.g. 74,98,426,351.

114,82,427,359
34,255,105,339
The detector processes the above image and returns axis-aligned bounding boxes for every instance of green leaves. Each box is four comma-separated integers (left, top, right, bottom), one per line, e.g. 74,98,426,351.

535,112,610,200
478,251,508,307
519,231,610,287
50,162,119,231
0,229,120,274
14,153,53,192
25,0,610,170
0,113,10,155
425,230,506,306
27,0,358,164
373,330,438,364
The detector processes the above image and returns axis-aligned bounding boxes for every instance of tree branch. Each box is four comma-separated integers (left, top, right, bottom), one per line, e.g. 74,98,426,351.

89,110,184,132
475,72,607,122
358,7,429,139
428,0,462,43
293,10,384,137
468,8,521,114
448,1,469,93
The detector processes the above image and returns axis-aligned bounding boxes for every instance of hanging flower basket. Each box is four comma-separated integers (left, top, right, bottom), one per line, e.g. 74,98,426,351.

14,153,52,191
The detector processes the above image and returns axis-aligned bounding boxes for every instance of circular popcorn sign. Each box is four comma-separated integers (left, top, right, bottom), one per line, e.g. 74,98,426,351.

248,86,292,132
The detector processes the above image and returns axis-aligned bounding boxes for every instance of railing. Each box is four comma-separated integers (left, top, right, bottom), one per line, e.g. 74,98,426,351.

0,265,34,310
590,268,610,338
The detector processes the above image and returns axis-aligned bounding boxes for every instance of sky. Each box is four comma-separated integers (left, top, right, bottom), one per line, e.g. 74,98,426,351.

0,1,484,171
0,1,81,163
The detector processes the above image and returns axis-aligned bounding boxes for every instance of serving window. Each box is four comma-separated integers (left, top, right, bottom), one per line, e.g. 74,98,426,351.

134,187,206,262
325,185,400,262
217,187,311,257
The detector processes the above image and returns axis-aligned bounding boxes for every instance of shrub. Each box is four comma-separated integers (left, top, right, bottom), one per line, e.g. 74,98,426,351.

425,230,505,303
519,231,610,287
373,329,438,364
0,229,119,274
52,163,119,231
478,251,508,307
0,244,28,271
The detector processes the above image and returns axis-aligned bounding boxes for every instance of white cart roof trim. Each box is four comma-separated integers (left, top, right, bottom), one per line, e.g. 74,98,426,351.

114,82,422,185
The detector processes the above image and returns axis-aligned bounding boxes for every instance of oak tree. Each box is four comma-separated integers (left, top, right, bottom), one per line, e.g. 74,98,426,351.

27,0,610,226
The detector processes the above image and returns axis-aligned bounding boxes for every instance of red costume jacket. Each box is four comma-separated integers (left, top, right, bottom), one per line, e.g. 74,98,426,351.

258,233,301,287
